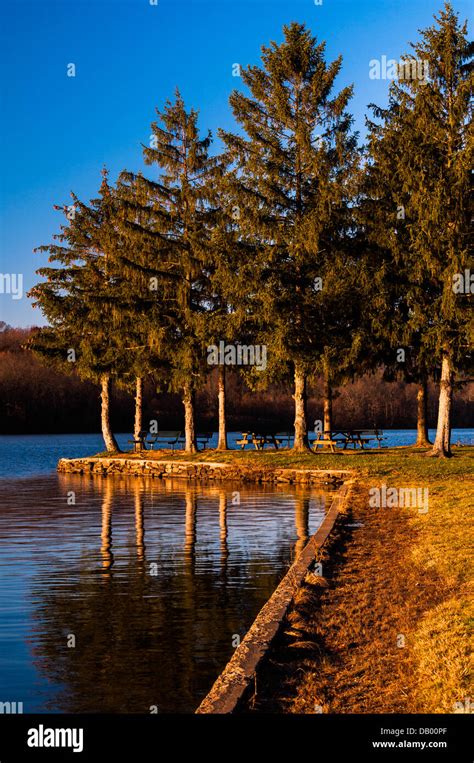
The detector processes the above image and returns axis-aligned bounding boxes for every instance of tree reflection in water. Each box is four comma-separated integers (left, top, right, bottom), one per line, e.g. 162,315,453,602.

25,475,329,712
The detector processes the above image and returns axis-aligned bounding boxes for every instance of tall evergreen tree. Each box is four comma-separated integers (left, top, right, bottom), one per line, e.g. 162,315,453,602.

219,22,359,450
29,172,130,452
121,91,218,452
365,3,472,456
111,173,172,442
363,107,437,447
200,163,256,450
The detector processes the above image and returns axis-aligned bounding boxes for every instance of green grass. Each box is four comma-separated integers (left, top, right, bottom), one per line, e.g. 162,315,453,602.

409,474,473,711
93,445,474,480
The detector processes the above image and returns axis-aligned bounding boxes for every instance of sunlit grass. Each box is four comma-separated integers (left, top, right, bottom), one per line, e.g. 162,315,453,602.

409,476,472,712
94,444,474,480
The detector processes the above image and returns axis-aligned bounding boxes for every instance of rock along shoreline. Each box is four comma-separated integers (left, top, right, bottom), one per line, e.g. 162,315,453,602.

57,457,351,486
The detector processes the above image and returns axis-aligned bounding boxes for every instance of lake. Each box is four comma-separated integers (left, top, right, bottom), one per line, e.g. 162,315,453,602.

0,430,471,713
0,430,472,480
0,454,334,712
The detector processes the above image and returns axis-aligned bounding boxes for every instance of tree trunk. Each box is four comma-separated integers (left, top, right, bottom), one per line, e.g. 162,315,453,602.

219,489,228,569
294,496,309,557
100,480,114,572
134,482,145,563
100,374,119,452
430,354,453,457
323,370,333,439
293,364,310,451
183,384,197,453
134,376,143,441
217,365,228,450
415,379,431,447
184,487,197,567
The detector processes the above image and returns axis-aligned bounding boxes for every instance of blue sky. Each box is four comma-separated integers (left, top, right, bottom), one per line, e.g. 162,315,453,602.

0,0,471,327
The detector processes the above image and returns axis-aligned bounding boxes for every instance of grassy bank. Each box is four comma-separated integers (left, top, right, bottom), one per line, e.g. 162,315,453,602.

236,449,473,713
96,444,473,478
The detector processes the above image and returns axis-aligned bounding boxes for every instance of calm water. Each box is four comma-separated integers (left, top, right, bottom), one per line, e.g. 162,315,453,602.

0,430,471,713
0,430,472,480
0,471,331,713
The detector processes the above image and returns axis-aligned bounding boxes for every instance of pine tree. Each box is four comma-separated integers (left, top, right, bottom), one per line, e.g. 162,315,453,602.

363,106,437,446
29,171,131,452
219,22,359,450
119,91,219,453
111,172,173,443
365,3,473,457
200,162,255,450
310,211,370,438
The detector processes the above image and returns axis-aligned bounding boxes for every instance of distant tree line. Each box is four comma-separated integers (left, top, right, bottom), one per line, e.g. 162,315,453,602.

28,8,472,456
1,326,472,434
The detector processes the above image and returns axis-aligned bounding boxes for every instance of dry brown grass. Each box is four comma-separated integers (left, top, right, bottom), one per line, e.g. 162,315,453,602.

244,471,473,714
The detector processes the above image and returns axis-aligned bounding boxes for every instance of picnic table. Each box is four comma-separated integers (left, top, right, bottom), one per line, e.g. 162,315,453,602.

338,429,385,449
311,431,341,453
312,429,386,451
236,432,283,450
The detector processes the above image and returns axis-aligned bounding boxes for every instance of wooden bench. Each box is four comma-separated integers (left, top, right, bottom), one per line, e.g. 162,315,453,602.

147,431,182,450
128,430,149,452
196,432,213,450
176,432,213,450
274,431,292,447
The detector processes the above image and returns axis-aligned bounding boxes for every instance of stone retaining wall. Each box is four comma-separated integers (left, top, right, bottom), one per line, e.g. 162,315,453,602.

57,457,351,485
196,482,353,713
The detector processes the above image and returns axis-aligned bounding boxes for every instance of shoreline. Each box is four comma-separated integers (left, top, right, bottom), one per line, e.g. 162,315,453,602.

57,456,351,486
197,482,353,713
57,449,473,714
238,472,472,713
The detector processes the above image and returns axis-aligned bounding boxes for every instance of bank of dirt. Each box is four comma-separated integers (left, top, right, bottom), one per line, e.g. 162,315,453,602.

242,480,471,714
